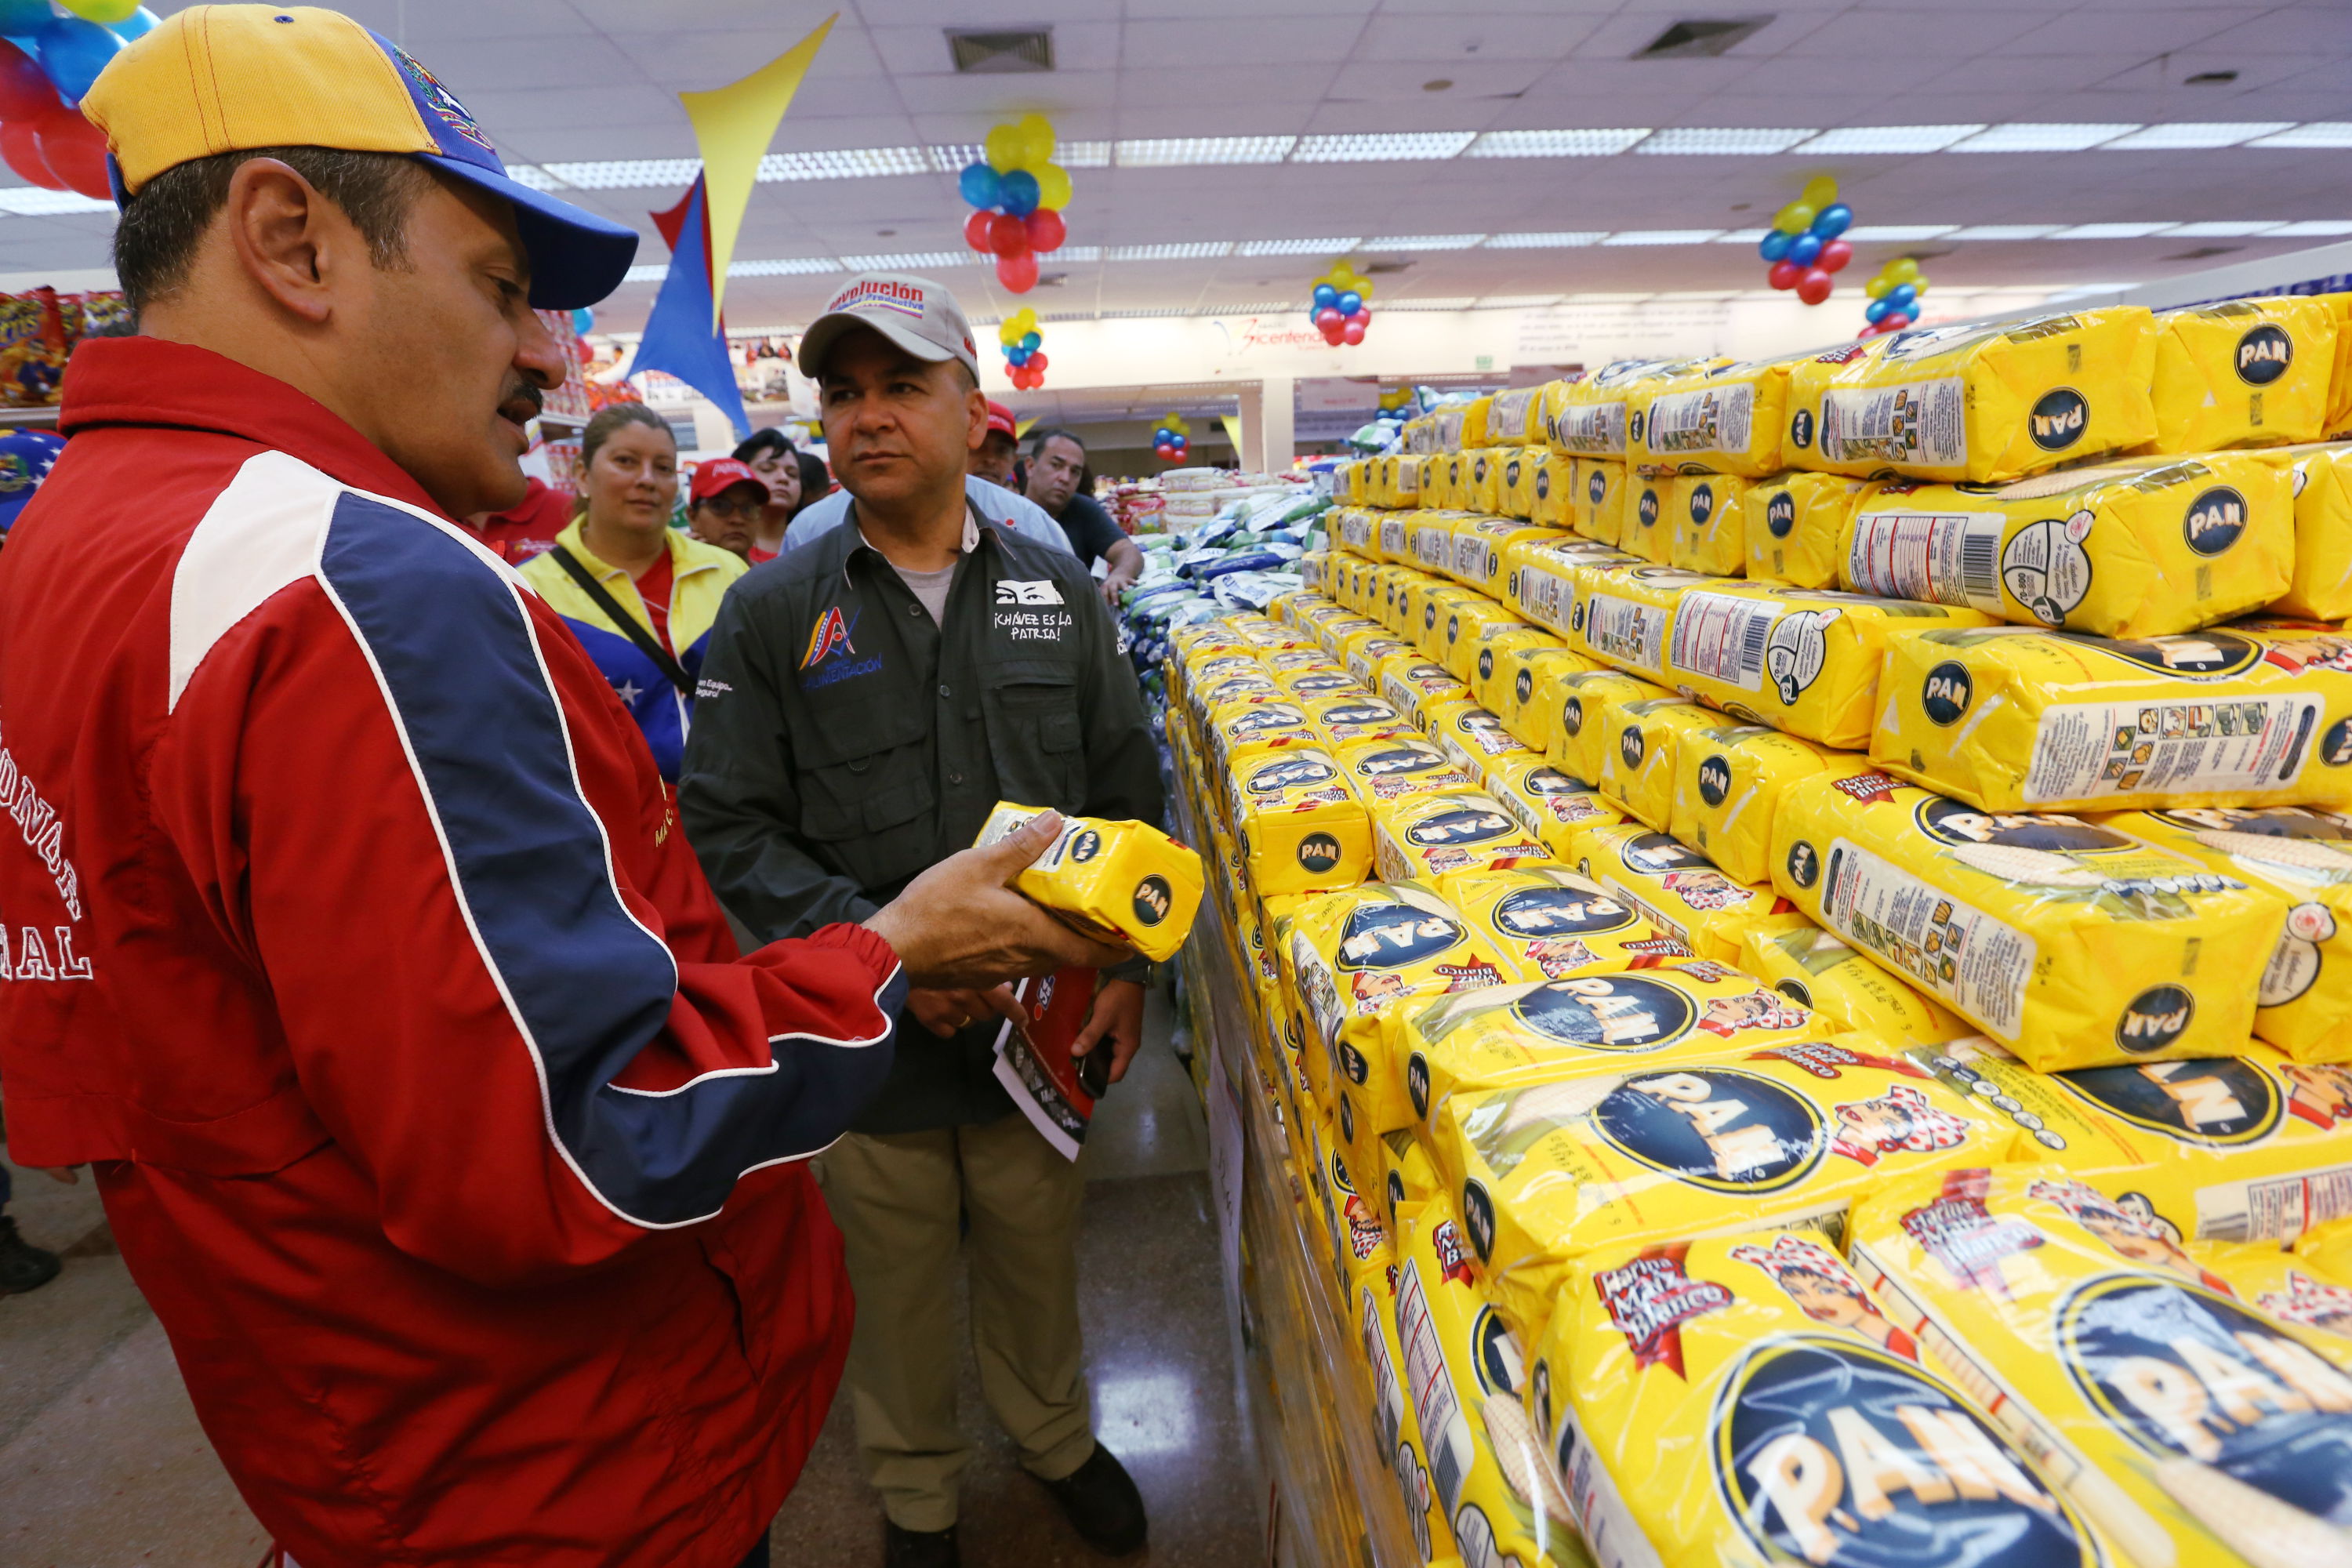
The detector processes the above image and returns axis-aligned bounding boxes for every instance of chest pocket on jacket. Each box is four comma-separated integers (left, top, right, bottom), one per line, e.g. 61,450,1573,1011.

792,709,935,891
983,659,1085,811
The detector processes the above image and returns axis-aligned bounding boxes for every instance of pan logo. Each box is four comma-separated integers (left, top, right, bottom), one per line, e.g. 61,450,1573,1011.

2234,322,2294,385
1637,488,1661,532
2027,387,2089,451
1492,887,1642,941
1588,468,1609,506
2053,1057,2278,1143
1766,489,1798,539
1922,661,1973,726
2114,985,2196,1055
1131,876,1172,927
1069,830,1102,862
1619,724,1646,769
1697,753,1733,807
1788,408,1814,450
1509,974,1697,1048
1785,839,1821,889
1687,482,1715,528
2183,487,2249,557
1561,695,1587,737
1593,1067,1824,1193
1296,833,1344,873
1534,466,1550,501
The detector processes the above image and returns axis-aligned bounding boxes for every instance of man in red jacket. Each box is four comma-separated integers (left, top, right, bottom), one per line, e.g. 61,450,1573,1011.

0,9,1129,1567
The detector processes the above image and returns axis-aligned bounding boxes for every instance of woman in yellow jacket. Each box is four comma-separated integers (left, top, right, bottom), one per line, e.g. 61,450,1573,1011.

522,405,746,782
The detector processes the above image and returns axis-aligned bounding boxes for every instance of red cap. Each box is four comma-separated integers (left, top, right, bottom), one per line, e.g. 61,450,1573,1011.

985,401,1018,440
689,457,771,505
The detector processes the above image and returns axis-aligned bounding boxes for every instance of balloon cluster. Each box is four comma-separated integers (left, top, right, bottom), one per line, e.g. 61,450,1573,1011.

0,2,154,200
1151,412,1190,463
1758,174,1853,307
997,306,1046,389
1377,386,1413,414
1861,257,1930,336
1307,259,1374,347
958,113,1070,296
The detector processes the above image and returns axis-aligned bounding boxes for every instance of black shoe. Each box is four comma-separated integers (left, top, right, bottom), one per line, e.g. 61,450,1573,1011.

0,1216,59,1294
884,1521,958,1568
1040,1443,1147,1555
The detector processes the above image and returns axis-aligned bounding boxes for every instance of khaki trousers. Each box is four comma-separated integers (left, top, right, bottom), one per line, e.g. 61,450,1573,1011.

815,1112,1094,1531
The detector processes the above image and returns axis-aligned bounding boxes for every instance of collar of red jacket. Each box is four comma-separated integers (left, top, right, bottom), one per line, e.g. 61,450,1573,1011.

62,336,451,518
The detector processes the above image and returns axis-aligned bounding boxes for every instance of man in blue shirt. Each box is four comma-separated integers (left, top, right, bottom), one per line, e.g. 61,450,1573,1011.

781,401,1070,557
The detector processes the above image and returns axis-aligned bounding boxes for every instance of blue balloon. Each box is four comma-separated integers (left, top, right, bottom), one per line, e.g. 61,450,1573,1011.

1021,330,1041,351
1337,290,1363,316
1786,232,1823,267
1154,426,1174,443
1888,282,1918,307
1864,298,1892,323
110,6,160,42
34,15,120,103
570,307,594,335
1170,434,1187,449
1759,230,1793,262
0,0,51,37
957,161,1001,210
1809,202,1853,239
1312,283,1338,309
1000,169,1040,218
1006,347,1029,367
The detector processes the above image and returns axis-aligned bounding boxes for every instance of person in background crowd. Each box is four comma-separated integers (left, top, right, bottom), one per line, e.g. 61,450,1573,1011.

520,405,743,784
681,272,1159,1568
464,469,569,562
782,395,1070,557
731,426,802,563
793,446,832,517
684,456,771,562
1,10,1132,1568
0,1150,63,1294
1019,427,1141,606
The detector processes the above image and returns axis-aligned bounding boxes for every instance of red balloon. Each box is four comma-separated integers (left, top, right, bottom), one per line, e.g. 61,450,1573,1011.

1346,309,1370,327
1341,319,1367,345
0,42,56,124
1881,311,1912,331
1313,307,1343,330
1796,267,1834,306
1024,207,1065,254
1817,238,1853,274
989,212,1030,258
995,251,1039,292
964,209,996,253
36,111,107,201
1026,351,1048,372
0,119,59,191
1766,260,1802,291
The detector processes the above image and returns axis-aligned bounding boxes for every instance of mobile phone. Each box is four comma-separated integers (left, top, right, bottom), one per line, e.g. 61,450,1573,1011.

1077,1036,1116,1098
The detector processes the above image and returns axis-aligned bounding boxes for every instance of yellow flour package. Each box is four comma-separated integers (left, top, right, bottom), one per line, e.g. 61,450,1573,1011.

1345,633,1417,690
1424,700,1539,779
1433,1042,2002,1340
1383,661,1477,728
1372,788,1555,883
2255,439,2352,621
1469,628,1573,719
975,803,1204,962
1620,472,1674,564
1847,1162,2352,1568
1193,668,1283,715
1786,310,2158,483
1549,361,1670,459
1739,924,1973,1045
1483,753,1626,859
1592,694,1717,832
2097,806,2352,1062
1497,448,1546,521
1337,735,1483,806
1628,355,1793,477
1503,654,1610,758
1545,670,1674,789
1530,451,1576,530
1407,517,1470,588
1841,454,2295,638
1472,452,1506,517
1435,867,1697,986
1392,1203,1584,1566
1870,622,2352,814
1662,470,1751,578
1574,822,1808,965
1667,722,1830,887
1573,564,1711,681
1487,384,1547,448
1769,770,2287,1068
1566,458,1628,546
1353,1264,1465,1566
1528,1232,2103,1568
1203,695,1324,771
2148,295,2336,453
1742,470,1870,590
1437,595,1537,684
2195,1240,2352,1345
1278,664,1367,703
1304,691,1419,749
1225,747,1374,897
1510,539,1639,643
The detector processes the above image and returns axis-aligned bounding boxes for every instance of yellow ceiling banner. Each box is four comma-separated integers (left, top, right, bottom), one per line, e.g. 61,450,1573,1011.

1220,414,1243,452
680,14,837,327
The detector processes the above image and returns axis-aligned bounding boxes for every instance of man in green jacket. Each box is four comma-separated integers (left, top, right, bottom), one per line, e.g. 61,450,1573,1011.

679,274,1160,1568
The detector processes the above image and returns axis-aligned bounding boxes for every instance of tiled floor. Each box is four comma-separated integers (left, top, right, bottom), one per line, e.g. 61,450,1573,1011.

0,983,1258,1566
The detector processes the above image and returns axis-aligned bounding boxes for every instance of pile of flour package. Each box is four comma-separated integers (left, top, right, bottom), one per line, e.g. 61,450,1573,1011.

1169,296,2352,1568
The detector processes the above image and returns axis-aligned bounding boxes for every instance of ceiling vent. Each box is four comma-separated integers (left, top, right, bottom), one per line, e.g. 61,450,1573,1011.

1635,16,1773,58
947,28,1054,74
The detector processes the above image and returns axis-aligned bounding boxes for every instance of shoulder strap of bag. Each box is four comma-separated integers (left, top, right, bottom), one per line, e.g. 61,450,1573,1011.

550,543,695,696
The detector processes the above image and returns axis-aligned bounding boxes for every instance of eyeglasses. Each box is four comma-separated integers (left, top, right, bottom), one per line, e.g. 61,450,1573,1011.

697,492,765,521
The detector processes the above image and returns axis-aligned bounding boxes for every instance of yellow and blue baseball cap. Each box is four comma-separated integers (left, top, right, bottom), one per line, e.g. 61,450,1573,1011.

81,5,636,309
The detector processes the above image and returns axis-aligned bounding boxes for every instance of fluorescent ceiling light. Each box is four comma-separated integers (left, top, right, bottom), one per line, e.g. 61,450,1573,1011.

1199,301,1297,315
761,147,930,180
623,263,670,282
1479,295,1564,307
1235,236,1361,256
1105,241,1232,260
2048,221,2178,239
0,187,111,213
1100,307,1189,318
726,258,843,276
927,143,982,172
2164,220,2285,237
1483,231,1606,249
1385,297,1479,310
1635,127,1816,155
2269,220,2352,236
1056,140,1112,169
1292,132,1479,162
1946,223,2063,241
1602,229,1726,245
1949,123,2140,152
505,163,567,190
1116,136,1294,166
1362,234,1484,250
1846,224,1957,241
838,251,975,270
541,158,699,189
1055,245,1102,263
1712,228,1773,244
2250,123,2352,148
2102,122,2292,151
1467,128,1650,158
1792,125,1984,154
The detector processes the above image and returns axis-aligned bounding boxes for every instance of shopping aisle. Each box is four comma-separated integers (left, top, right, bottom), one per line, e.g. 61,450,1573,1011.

0,982,1253,1566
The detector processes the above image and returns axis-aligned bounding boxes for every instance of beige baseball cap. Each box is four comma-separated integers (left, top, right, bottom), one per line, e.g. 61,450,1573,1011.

796,272,981,383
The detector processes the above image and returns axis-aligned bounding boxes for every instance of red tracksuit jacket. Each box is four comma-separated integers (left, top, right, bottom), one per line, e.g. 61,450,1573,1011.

0,338,905,1566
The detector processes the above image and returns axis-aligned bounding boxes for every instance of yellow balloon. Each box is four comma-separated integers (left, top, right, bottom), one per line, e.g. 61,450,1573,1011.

64,0,140,19
1865,275,1891,299
999,323,1023,346
1888,257,1920,285
1355,274,1375,299
1773,202,1815,235
1801,175,1839,209
1033,163,1073,212
984,123,1025,174
1910,273,1931,294
1017,113,1057,171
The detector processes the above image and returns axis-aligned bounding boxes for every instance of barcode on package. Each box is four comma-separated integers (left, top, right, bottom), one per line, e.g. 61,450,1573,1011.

1669,590,1778,691
1846,510,2006,612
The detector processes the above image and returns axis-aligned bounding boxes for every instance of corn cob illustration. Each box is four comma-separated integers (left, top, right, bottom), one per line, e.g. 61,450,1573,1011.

1482,1393,1579,1534
2194,827,2352,878
2153,1454,2352,1568
1944,843,2112,889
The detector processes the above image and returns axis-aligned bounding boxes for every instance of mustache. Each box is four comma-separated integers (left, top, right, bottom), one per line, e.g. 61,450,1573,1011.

497,379,546,423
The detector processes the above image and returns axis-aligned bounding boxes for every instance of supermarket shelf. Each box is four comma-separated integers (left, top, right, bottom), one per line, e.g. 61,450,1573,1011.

0,405,60,428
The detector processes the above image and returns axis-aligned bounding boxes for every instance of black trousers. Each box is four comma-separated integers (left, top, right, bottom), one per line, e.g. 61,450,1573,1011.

737,1537,771,1568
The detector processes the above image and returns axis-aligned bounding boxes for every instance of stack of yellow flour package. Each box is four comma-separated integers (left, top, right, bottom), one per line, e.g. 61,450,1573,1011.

1174,297,2352,1568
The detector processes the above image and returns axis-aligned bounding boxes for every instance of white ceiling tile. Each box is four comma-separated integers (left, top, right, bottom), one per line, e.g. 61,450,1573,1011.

1321,59,1551,101
1121,16,1365,66
1351,12,1607,60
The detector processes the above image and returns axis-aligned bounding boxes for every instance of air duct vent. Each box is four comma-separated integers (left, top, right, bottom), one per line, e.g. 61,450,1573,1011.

947,28,1054,74
1635,16,1773,58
